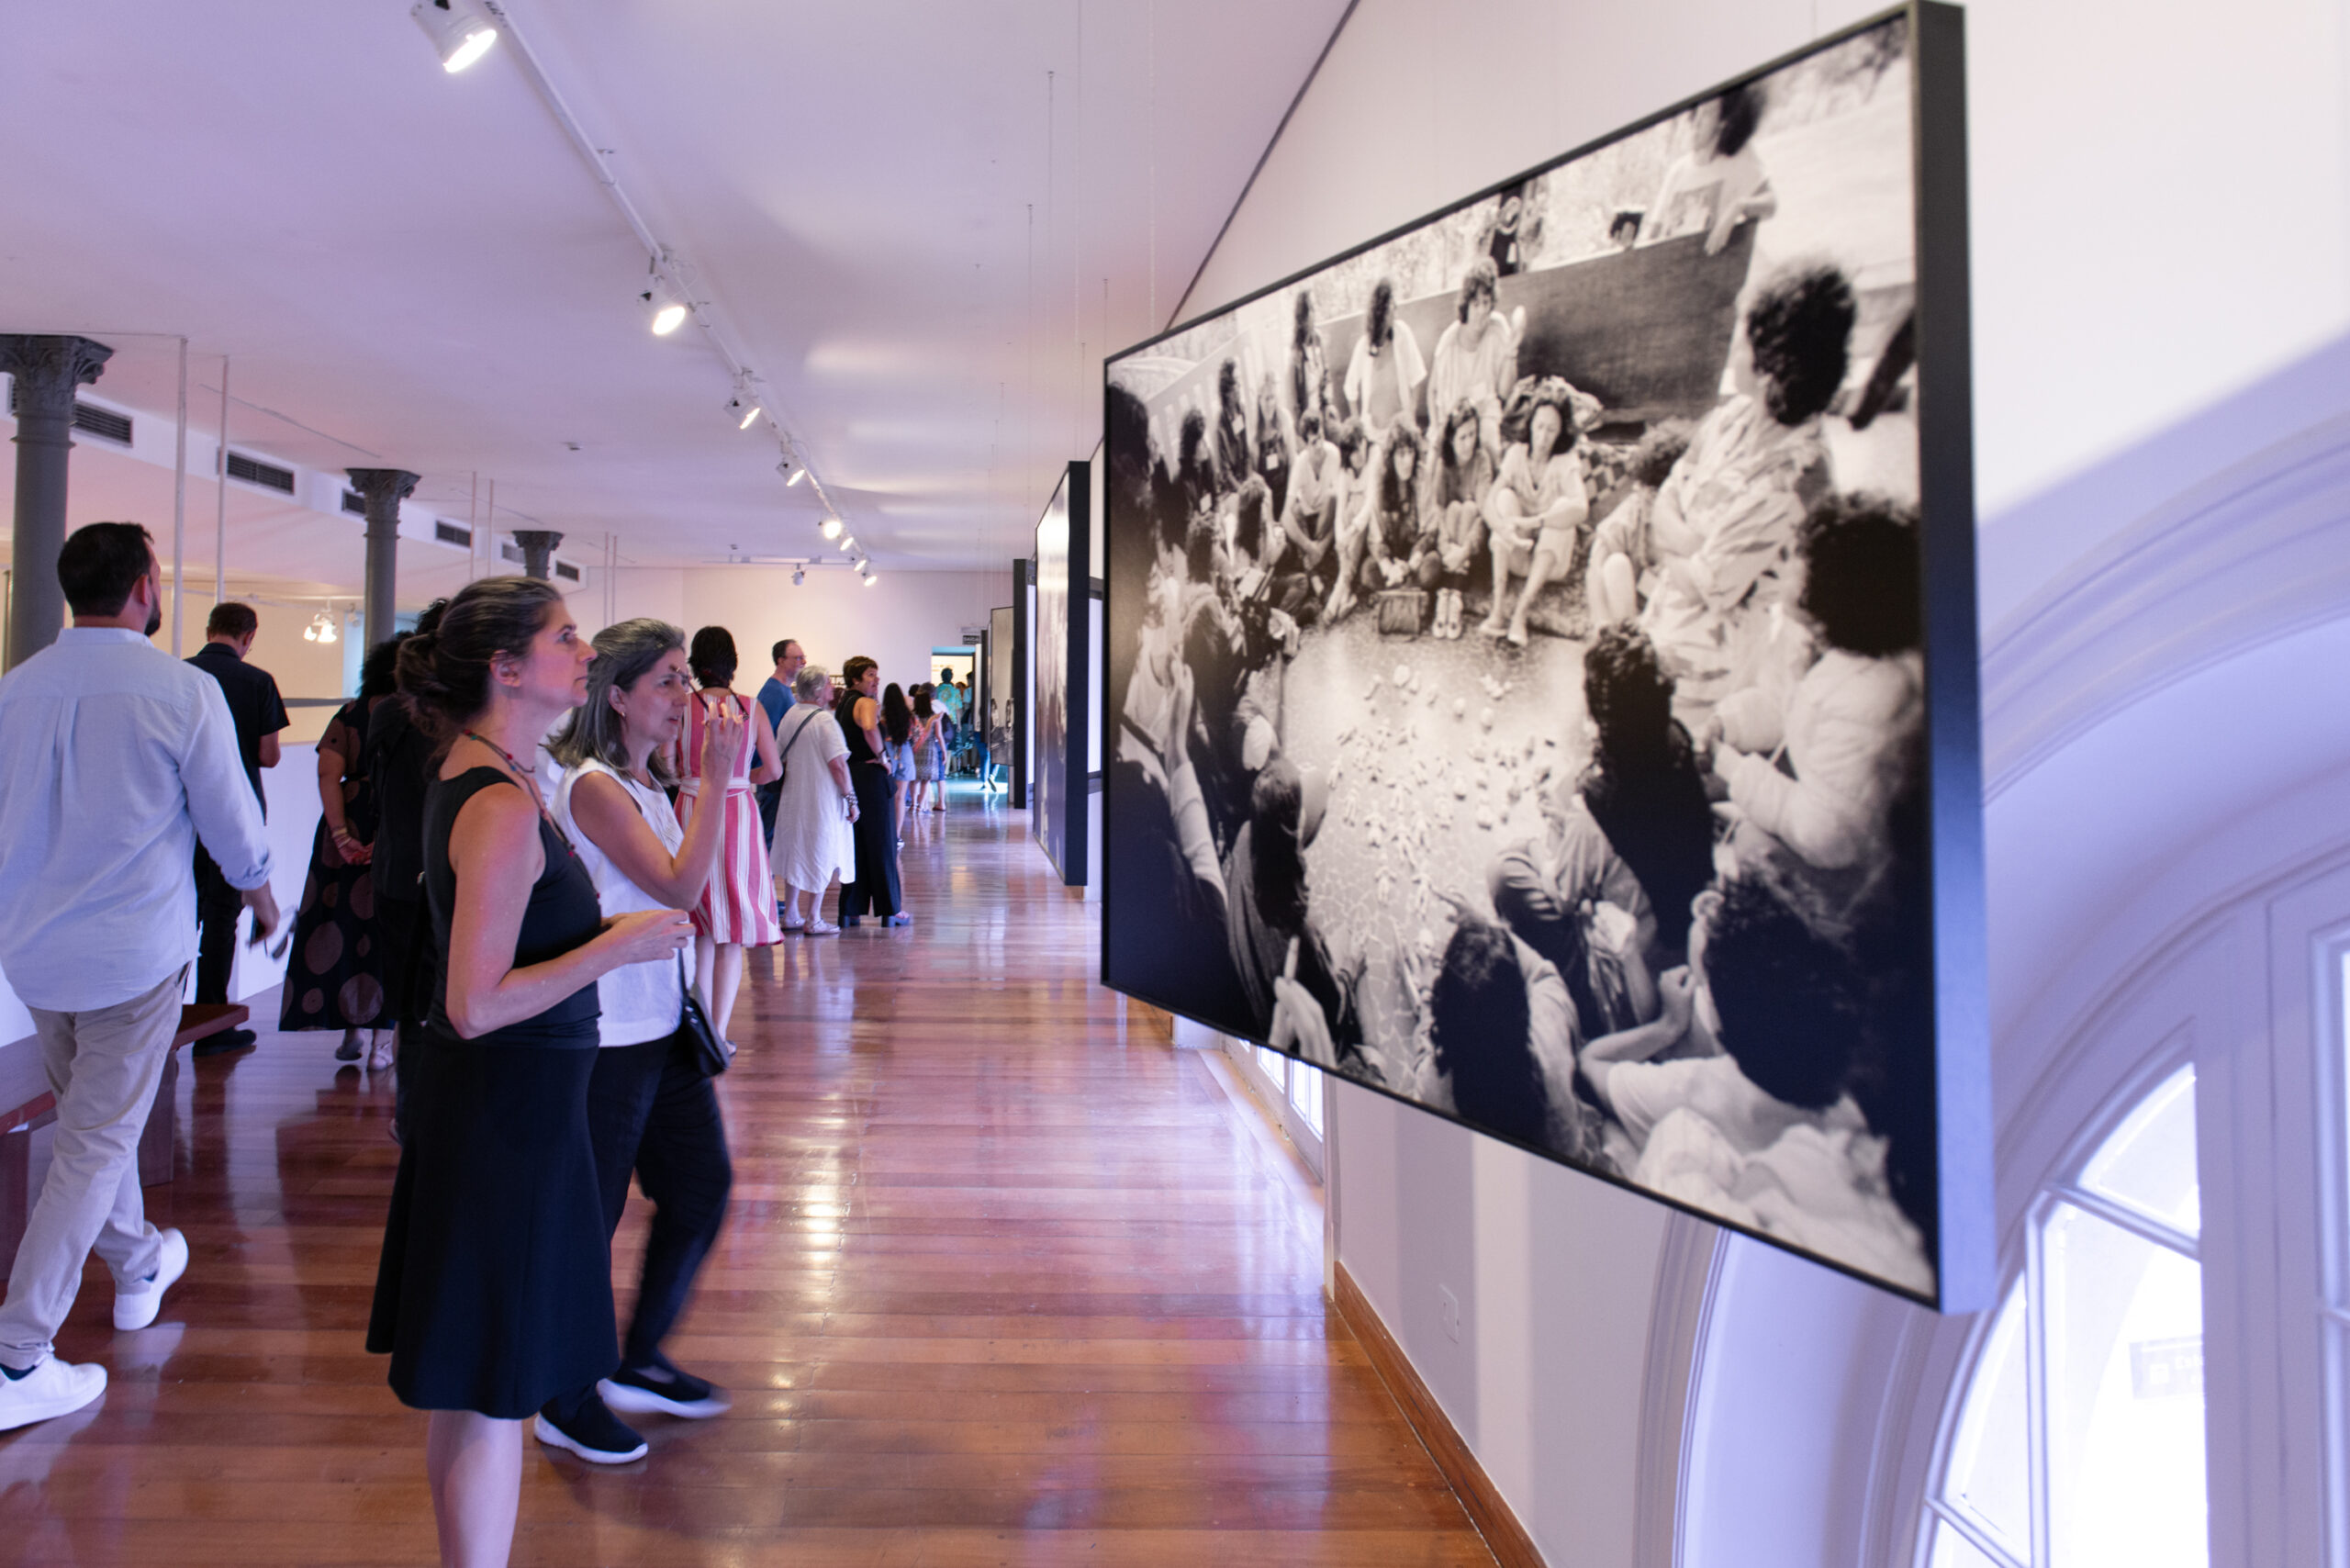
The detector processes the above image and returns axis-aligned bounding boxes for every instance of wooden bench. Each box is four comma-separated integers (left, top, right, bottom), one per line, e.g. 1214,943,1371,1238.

0,1002,251,1268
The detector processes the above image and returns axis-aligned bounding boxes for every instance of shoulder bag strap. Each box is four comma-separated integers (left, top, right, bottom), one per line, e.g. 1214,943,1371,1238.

776,706,821,789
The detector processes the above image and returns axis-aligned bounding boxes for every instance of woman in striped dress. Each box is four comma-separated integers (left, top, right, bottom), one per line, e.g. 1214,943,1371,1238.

675,627,783,1043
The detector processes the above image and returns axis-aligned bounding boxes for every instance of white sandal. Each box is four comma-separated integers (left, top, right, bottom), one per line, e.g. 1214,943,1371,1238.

805,919,841,936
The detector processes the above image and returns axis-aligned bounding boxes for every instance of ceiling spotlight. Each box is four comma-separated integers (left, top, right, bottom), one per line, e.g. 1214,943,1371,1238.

820,517,843,540
862,569,880,588
791,567,805,587
838,534,856,552
303,610,339,644
642,287,688,336
411,0,498,73
785,465,808,487
727,396,761,431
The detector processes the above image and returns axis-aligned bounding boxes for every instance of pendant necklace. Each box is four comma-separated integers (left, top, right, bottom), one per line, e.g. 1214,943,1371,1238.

464,730,576,857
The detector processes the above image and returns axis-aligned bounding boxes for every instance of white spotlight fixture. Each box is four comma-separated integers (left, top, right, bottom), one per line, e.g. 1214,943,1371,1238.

411,0,498,73
727,396,761,431
838,534,856,553
785,465,807,487
791,567,805,587
820,517,844,541
862,568,880,588
303,610,339,644
642,286,688,336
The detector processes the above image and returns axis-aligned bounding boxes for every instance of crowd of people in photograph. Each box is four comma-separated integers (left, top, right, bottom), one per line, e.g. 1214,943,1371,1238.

1110,74,1934,1289
0,526,998,1562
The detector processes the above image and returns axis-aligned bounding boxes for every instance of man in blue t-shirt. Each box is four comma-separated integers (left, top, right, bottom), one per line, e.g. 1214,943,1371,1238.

755,638,803,848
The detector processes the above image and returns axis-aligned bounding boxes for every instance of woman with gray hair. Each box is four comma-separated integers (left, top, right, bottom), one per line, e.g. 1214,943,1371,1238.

768,662,855,935
534,617,744,1464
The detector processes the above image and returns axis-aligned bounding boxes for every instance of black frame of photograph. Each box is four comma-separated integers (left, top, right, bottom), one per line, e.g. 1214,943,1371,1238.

1035,461,1092,885
1011,558,1031,807
1097,2,1985,1309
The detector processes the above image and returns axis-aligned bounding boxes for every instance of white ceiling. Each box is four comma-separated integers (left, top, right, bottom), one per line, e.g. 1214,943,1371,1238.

0,0,1348,593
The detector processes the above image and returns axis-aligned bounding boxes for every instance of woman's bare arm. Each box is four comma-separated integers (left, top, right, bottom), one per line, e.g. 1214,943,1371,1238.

442,785,690,1038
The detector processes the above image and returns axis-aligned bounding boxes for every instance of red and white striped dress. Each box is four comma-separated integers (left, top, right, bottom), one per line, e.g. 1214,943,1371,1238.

677,690,784,947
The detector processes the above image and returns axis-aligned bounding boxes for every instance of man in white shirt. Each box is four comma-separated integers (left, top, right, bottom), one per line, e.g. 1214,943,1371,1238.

0,522,280,1430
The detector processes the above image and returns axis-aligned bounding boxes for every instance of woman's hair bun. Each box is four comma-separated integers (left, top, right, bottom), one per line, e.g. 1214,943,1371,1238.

397,577,563,741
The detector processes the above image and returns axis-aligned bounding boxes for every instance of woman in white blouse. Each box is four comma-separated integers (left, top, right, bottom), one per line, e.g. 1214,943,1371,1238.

537,618,744,1466
768,663,856,935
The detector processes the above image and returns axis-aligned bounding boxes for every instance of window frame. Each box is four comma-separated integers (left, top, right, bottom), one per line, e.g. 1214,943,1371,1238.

1897,848,2350,1568
2255,863,2350,1568
1229,1038,1326,1179
1919,1049,2202,1568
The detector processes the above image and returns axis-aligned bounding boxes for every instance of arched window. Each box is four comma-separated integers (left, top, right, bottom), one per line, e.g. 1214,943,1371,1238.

1924,1066,2206,1567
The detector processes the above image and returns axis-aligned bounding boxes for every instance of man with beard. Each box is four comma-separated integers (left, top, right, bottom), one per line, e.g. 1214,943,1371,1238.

0,522,279,1429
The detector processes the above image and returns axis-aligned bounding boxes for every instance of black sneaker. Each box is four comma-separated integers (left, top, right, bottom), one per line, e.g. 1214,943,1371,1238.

192,1028,257,1059
532,1391,648,1463
600,1357,731,1419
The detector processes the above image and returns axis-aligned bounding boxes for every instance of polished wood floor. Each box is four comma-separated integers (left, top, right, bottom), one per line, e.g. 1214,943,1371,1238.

0,787,1494,1565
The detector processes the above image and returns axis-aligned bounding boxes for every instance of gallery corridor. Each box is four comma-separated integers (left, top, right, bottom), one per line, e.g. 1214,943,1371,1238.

0,791,1494,1566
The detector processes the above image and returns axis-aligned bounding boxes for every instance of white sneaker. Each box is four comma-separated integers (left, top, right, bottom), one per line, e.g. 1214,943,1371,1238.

113,1227,188,1331
0,1357,106,1431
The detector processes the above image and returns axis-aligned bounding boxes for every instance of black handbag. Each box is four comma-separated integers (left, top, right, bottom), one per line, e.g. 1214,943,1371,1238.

677,954,733,1076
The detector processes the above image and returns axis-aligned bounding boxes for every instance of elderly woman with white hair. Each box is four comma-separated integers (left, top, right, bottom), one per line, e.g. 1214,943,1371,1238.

767,662,856,936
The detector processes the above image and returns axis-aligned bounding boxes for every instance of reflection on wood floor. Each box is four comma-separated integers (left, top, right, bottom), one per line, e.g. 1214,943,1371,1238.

0,787,1494,1565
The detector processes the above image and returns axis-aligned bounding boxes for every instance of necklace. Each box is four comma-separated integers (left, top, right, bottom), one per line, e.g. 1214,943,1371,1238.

463,730,576,857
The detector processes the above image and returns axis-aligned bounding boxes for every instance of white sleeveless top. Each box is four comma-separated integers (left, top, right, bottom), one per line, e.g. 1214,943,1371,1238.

554,757,685,1048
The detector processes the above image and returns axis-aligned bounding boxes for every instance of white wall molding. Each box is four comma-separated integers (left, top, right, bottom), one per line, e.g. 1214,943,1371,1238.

1984,405,2350,799
1637,1214,1719,1568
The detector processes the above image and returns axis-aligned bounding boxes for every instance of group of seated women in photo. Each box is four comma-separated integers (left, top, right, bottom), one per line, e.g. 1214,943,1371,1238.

1113,230,1938,1287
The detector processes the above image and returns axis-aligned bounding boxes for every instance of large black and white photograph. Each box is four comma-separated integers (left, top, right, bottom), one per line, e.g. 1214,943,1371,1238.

1034,463,1087,882
1103,12,1975,1302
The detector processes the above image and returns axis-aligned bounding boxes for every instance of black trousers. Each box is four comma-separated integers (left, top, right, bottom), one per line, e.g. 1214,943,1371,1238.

755,779,782,855
192,847,244,1005
545,1029,733,1420
381,893,427,1142
839,763,901,920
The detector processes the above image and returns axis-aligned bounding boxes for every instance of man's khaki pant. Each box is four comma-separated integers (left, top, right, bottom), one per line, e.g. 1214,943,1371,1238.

0,968,182,1367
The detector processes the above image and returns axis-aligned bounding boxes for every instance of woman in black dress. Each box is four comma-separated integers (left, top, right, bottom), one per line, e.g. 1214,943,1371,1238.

833,655,903,925
279,637,398,1066
369,577,693,1567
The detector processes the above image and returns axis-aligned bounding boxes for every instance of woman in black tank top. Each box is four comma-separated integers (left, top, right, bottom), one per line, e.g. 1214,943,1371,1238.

834,655,905,923
366,578,695,1566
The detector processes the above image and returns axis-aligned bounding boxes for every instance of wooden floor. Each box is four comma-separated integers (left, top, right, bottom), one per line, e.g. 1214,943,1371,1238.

0,787,1495,1566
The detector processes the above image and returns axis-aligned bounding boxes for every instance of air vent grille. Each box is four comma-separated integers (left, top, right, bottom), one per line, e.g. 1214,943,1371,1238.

74,404,132,445
498,542,524,565
4,384,133,445
341,490,366,516
433,521,472,548
554,561,581,583
225,452,295,494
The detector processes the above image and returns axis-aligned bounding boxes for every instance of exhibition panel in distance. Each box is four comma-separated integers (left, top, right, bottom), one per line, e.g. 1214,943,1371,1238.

1100,5,1985,1307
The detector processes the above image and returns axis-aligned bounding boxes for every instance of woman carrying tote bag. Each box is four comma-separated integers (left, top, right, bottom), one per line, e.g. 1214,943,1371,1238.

536,618,744,1465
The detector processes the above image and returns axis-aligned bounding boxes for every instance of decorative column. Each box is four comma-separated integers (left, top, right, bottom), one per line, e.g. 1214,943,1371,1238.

1,334,113,669
346,468,420,650
512,530,563,581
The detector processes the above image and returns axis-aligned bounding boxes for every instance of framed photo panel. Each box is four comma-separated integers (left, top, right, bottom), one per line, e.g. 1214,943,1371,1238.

1035,461,1092,885
1100,4,1985,1307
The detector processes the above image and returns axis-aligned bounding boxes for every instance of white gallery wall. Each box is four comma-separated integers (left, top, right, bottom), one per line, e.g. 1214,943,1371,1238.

584,565,1012,700
1168,0,2350,1563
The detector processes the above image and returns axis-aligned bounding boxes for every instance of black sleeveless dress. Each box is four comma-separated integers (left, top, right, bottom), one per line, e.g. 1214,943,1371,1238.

838,700,901,919
366,767,615,1417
